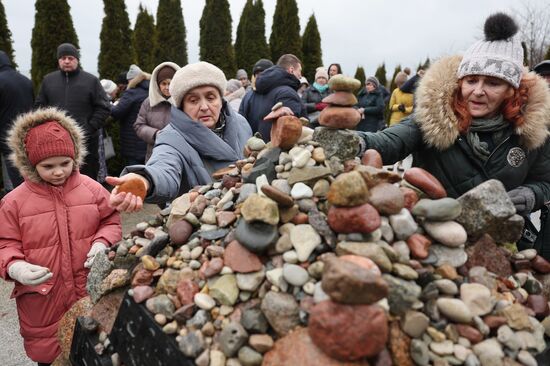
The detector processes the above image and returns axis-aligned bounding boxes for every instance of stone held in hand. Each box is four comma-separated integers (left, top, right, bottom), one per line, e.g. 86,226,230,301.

403,167,447,199
328,74,362,92
117,176,147,200
318,107,361,129
271,101,283,111
270,115,303,150
322,91,358,106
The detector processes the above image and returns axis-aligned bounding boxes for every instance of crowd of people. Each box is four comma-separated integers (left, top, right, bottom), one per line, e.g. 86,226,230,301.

0,11,550,365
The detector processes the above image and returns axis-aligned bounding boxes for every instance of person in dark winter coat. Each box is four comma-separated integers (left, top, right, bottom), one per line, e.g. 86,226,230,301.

355,76,385,132
0,51,34,189
34,43,111,181
239,54,305,141
302,68,331,124
0,108,121,364
134,62,180,162
107,62,252,210
111,64,150,166
357,14,550,247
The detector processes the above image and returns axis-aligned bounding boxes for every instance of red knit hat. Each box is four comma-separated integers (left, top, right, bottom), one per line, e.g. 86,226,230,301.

24,121,75,165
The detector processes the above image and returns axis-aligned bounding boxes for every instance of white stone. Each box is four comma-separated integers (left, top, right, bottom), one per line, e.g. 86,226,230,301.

282,263,309,287
255,174,269,197
282,250,299,264
236,268,265,292
266,268,288,292
290,224,321,261
460,283,494,317
472,338,504,366
290,182,313,199
429,340,454,356
303,282,315,295
194,293,216,310
200,206,217,225
313,282,330,303
389,208,418,240
434,279,459,295
423,221,467,247
436,298,473,323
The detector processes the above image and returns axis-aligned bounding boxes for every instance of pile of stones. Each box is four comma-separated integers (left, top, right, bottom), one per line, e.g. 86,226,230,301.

70,78,550,366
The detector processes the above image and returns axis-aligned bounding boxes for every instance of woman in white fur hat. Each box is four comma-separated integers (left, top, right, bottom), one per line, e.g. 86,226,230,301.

106,61,252,210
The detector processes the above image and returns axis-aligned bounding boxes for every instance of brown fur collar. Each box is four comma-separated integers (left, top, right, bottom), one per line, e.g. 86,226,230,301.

8,108,86,184
415,55,550,151
127,70,151,89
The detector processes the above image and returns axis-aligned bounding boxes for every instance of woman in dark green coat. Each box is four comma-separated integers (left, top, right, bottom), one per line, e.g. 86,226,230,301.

355,76,385,132
358,13,550,221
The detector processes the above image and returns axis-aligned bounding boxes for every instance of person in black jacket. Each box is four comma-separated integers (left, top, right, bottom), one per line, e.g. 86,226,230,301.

355,76,385,132
111,64,149,166
0,51,34,190
35,43,110,180
238,54,305,141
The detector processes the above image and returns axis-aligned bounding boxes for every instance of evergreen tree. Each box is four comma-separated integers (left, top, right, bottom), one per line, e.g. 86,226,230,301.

389,64,402,92
31,0,79,90
199,0,236,78
0,0,17,68
270,0,302,62
155,0,187,66
235,0,270,74
354,66,366,87
374,63,387,87
133,4,156,73
98,0,134,81
301,14,322,83
422,57,431,70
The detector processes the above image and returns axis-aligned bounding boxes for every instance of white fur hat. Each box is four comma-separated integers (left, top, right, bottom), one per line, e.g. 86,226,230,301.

170,62,227,108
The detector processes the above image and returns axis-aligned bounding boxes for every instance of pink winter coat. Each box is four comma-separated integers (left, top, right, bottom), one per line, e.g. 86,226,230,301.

0,108,122,363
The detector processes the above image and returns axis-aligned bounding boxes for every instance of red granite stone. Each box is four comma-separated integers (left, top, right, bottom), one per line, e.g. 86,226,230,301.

406,233,431,259
403,167,446,199
223,240,263,273
318,106,361,129
455,324,483,344
168,219,194,245
400,187,419,210
176,279,200,306
465,234,513,278
222,174,241,189
368,182,405,215
132,285,154,303
216,211,237,228
199,257,224,279
131,268,154,287
531,255,550,274
261,185,295,207
361,149,383,168
482,315,508,330
388,321,414,366
526,295,550,319
270,115,303,150
263,327,371,366
327,203,381,234
308,301,388,360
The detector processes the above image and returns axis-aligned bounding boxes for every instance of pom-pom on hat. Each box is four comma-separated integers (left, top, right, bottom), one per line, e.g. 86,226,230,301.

24,121,75,166
127,64,143,80
457,13,523,88
169,61,227,108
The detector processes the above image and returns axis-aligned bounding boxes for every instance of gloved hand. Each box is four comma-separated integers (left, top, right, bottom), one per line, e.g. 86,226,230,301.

398,104,406,113
84,242,107,268
8,261,52,286
315,102,329,111
507,186,536,216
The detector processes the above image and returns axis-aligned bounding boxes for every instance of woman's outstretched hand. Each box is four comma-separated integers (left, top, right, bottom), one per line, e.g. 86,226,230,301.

105,174,148,212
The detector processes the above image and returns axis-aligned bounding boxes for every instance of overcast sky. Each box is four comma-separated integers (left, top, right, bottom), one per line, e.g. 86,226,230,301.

4,0,528,80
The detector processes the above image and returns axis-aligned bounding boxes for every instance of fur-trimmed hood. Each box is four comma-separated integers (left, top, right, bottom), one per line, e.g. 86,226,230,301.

127,69,151,90
225,85,246,102
415,55,550,151
150,62,180,108
7,107,86,183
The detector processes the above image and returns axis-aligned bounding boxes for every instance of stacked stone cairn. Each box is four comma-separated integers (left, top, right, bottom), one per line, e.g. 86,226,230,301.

67,104,550,366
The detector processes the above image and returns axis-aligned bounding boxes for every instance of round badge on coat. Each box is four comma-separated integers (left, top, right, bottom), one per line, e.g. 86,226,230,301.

507,147,526,167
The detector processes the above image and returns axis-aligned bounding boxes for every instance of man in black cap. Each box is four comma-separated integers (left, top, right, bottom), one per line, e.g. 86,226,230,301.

239,55,305,139
534,60,550,87
35,43,111,180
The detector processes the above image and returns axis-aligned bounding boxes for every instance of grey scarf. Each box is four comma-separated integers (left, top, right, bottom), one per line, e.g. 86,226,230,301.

466,115,511,162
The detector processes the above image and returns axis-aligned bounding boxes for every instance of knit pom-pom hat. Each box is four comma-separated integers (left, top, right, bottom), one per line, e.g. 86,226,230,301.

457,13,523,88
169,62,227,108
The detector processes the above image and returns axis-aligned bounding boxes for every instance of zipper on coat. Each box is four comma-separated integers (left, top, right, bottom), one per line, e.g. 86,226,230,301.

64,72,69,106
483,136,511,168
